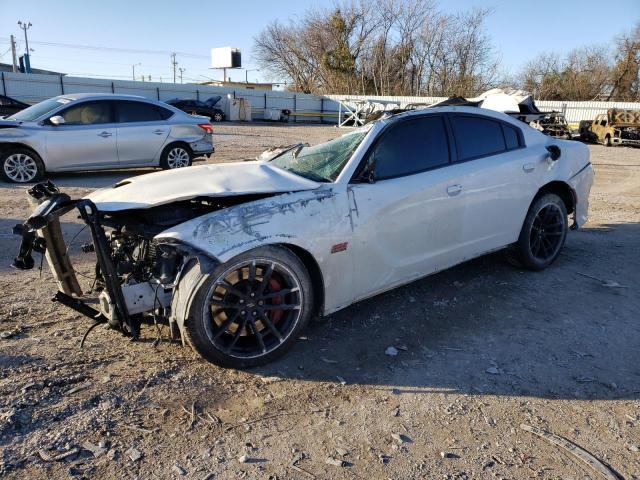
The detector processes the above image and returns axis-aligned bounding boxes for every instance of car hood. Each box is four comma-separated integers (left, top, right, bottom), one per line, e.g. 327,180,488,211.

86,161,321,211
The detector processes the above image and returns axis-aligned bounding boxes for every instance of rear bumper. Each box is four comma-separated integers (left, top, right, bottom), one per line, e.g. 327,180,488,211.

189,136,214,156
568,163,594,228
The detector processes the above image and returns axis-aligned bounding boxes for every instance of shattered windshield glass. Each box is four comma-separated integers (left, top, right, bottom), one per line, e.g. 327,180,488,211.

269,128,369,182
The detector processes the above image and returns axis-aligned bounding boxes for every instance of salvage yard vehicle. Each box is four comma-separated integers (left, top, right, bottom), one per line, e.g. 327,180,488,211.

580,109,640,147
0,93,214,183
166,96,225,122
0,94,30,117
12,107,593,368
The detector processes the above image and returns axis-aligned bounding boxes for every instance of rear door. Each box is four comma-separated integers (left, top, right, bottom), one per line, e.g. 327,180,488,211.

447,113,540,255
115,100,172,166
349,114,467,300
44,100,118,170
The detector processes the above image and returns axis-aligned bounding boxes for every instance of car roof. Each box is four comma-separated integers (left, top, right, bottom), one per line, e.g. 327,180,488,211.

388,105,518,122
53,93,151,102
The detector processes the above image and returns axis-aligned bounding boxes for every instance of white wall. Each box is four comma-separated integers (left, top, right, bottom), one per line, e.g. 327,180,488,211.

2,71,639,124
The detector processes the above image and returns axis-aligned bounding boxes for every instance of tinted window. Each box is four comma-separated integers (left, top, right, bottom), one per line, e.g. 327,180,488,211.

60,101,113,125
451,115,506,161
502,124,520,150
157,106,174,120
370,116,450,180
116,101,163,122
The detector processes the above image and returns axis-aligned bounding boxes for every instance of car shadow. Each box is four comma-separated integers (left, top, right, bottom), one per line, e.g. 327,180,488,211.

252,222,640,401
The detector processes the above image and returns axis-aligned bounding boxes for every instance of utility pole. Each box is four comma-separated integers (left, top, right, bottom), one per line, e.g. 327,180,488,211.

178,67,185,84
131,62,141,81
171,53,177,84
10,35,18,72
17,21,32,73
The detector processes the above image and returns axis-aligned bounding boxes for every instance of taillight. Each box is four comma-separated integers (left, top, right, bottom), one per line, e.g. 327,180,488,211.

198,123,213,134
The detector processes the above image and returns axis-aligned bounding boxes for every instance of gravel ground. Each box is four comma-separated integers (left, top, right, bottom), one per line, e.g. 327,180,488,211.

0,122,639,479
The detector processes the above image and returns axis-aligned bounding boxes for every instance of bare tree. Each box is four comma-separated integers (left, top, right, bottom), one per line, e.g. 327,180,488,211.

608,22,640,101
253,0,499,97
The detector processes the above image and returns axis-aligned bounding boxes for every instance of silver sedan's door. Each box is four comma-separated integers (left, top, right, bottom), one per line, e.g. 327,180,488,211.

114,100,170,166
44,100,118,171
348,115,465,302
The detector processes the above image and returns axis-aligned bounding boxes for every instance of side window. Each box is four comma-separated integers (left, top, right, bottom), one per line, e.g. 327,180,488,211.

600,119,607,126
370,116,450,180
116,101,163,123
451,115,506,161
59,101,113,125
157,106,174,120
502,124,521,150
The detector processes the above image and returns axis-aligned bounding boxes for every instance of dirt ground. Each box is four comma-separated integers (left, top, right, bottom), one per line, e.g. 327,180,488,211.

0,122,639,480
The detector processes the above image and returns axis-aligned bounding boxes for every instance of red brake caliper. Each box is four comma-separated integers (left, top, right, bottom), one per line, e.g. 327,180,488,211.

268,277,284,324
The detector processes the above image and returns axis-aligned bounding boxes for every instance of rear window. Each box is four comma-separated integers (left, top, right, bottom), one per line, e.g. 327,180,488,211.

116,101,164,122
157,106,174,120
502,124,521,150
451,115,506,161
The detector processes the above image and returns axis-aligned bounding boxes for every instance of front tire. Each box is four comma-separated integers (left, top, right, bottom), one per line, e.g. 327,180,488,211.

1,148,45,183
160,144,192,170
212,112,223,122
511,193,568,271
181,246,314,368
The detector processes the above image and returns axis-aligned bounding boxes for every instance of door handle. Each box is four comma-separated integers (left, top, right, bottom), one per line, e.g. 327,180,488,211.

523,163,535,172
446,184,463,196
98,131,112,138
152,129,166,135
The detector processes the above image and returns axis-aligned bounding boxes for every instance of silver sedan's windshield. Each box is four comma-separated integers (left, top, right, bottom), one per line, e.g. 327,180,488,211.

270,129,368,182
8,97,71,122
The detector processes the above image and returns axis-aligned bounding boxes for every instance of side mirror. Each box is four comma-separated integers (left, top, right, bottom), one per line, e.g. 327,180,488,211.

49,115,65,126
359,160,377,183
546,145,561,161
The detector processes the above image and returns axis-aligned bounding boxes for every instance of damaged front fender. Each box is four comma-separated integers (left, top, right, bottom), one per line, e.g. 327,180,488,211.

155,186,355,315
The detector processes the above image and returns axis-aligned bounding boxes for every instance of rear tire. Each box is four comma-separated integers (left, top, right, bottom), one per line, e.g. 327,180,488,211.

510,193,568,271
160,144,192,169
604,135,613,147
1,148,45,183
181,246,314,368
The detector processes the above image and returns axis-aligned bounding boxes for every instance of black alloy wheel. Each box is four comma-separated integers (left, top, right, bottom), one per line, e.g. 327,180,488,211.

509,193,568,271
205,259,302,358
181,246,313,368
529,204,565,261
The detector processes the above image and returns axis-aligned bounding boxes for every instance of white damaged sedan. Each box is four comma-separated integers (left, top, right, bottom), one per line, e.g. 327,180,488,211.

13,107,593,368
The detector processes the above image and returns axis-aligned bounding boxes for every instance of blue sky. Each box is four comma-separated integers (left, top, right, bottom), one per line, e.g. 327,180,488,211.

1,0,638,85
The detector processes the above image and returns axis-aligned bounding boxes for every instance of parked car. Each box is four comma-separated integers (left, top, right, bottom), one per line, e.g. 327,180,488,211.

12,107,593,368
0,93,214,183
580,109,640,147
0,94,30,117
166,96,225,122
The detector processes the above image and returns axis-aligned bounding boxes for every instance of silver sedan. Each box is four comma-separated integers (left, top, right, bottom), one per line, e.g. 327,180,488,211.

0,93,214,183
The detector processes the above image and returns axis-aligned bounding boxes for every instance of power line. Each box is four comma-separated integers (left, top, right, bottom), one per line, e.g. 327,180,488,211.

0,37,209,59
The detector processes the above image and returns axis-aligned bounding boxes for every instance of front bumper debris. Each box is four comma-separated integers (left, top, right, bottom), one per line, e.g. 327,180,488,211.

12,181,139,338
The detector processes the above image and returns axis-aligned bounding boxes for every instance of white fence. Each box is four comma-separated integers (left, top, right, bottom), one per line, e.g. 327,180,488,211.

2,71,639,124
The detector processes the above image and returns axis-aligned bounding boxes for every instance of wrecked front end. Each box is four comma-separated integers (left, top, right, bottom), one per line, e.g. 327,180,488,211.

11,181,265,341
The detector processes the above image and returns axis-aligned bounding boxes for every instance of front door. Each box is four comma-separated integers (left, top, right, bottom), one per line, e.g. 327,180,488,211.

45,100,118,171
348,114,466,302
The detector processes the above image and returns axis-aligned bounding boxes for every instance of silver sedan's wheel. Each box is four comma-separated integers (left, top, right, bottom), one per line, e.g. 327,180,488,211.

166,147,191,169
2,151,43,183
